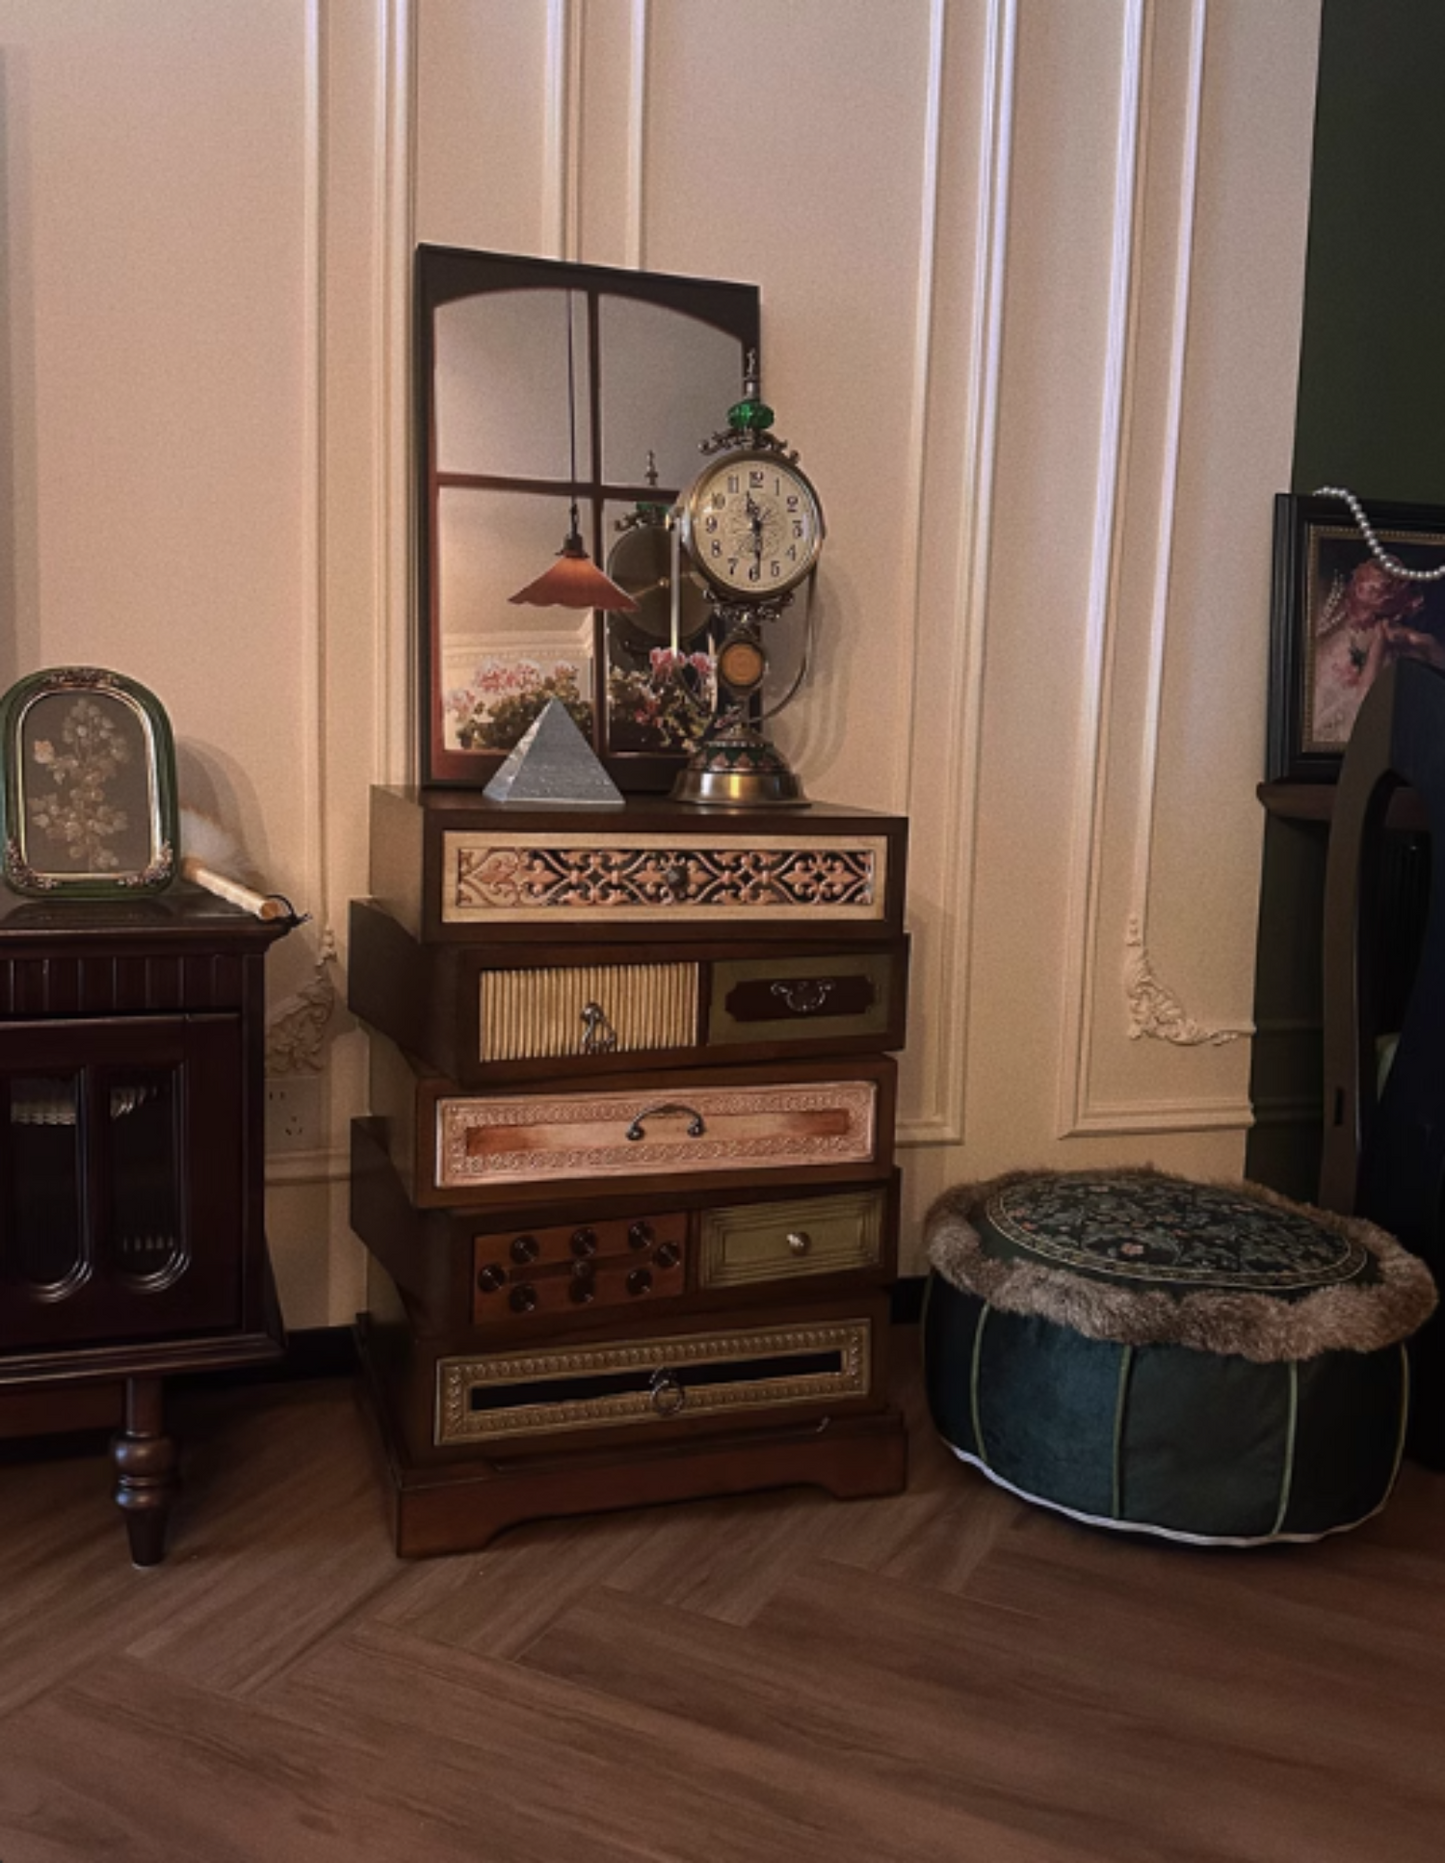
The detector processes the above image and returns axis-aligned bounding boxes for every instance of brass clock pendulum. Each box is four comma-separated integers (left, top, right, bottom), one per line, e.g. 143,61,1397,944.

670,356,825,807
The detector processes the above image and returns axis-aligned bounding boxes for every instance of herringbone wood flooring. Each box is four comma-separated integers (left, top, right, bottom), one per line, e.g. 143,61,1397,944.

3,1352,1444,1862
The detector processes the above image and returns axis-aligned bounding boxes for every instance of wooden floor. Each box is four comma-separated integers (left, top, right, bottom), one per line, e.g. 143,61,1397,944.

3,1355,1445,1863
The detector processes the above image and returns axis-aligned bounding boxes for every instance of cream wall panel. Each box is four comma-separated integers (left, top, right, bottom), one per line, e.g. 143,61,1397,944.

643,0,936,814
1062,0,1321,1137
0,0,1312,1319
415,0,558,254
334,0,1320,1302
903,0,1319,1263
0,1,311,904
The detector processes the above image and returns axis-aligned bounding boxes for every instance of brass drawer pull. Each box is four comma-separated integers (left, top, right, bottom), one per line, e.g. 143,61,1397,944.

770,978,837,1016
787,1231,813,1257
625,1101,707,1142
649,1369,686,1416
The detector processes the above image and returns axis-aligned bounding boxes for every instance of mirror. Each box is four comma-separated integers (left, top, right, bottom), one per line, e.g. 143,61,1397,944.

417,246,762,789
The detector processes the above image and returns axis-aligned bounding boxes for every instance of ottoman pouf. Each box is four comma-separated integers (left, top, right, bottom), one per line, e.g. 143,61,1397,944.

923,1169,1438,1545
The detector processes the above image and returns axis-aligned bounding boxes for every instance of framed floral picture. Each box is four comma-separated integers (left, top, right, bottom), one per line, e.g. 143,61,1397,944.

1268,492,1445,782
0,667,178,895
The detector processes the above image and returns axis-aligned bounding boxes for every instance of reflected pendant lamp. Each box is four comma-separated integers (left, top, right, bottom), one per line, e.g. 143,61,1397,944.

509,296,638,613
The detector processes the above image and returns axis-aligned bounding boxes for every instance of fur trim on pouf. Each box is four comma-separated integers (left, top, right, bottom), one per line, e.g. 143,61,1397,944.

925,1166,1437,1364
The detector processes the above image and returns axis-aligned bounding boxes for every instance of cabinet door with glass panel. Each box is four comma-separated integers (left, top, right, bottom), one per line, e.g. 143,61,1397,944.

0,1016,243,1349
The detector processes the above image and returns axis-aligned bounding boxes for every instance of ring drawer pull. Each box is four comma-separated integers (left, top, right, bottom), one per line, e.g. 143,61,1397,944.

649,1369,686,1416
625,1101,707,1142
770,978,837,1016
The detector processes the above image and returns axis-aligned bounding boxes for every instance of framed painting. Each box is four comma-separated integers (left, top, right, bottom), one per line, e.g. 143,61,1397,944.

0,667,178,895
1268,492,1445,782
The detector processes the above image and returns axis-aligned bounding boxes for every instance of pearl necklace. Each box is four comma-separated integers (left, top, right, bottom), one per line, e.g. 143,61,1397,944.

1315,485,1445,582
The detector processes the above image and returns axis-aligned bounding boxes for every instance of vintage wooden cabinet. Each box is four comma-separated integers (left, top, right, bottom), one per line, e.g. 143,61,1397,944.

349,787,910,1556
0,887,291,1563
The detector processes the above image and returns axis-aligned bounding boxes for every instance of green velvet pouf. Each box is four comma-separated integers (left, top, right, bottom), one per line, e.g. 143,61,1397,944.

923,1170,1438,1545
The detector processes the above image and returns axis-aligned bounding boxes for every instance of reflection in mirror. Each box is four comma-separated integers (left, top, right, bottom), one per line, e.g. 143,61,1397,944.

418,247,761,789
599,296,742,489
437,488,596,753
435,291,591,482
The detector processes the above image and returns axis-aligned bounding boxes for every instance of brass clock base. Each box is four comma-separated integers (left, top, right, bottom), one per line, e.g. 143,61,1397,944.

671,719,809,808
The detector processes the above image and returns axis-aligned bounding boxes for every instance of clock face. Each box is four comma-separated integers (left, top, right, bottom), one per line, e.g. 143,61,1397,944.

682,453,824,599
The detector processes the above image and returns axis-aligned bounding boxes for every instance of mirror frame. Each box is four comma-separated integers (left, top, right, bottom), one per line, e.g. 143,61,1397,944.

416,244,761,790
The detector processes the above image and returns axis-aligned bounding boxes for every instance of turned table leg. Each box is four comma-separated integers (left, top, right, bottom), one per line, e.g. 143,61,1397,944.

112,1376,178,1567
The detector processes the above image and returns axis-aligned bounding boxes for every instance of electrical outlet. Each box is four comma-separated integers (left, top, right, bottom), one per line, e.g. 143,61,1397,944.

265,1075,324,1154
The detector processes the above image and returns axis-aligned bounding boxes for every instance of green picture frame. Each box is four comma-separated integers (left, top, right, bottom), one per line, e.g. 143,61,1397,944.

0,667,178,897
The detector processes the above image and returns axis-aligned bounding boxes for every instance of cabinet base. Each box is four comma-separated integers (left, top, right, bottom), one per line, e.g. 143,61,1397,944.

356,1318,907,1558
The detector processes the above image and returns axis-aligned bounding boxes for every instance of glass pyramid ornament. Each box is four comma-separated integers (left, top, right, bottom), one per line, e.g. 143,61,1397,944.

482,697,624,807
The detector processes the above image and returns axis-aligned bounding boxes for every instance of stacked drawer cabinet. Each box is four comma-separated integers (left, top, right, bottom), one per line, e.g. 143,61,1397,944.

350,787,911,1556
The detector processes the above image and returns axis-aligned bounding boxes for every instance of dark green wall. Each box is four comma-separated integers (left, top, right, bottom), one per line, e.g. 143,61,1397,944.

1292,0,1445,504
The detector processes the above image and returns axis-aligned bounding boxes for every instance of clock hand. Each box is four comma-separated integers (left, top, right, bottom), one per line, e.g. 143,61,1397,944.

745,492,764,560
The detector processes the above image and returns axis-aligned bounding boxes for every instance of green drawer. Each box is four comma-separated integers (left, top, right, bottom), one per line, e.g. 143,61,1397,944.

699,1189,887,1289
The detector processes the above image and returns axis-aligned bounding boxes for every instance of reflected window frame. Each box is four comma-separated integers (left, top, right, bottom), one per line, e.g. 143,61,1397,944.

416,245,760,791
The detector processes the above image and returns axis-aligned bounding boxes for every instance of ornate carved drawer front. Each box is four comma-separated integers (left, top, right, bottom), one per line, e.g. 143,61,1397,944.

436,1318,872,1445
699,1189,887,1290
478,964,699,1064
709,951,895,1046
441,831,890,928
472,1213,687,1324
437,1079,879,1192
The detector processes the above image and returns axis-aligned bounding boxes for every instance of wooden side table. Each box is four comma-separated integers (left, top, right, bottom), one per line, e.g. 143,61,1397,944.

0,886,291,1564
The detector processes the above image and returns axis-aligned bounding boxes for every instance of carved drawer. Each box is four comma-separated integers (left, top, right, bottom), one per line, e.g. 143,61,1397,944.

368,787,907,943
369,1041,896,1209
435,1315,875,1446
471,1212,687,1325
348,900,908,1084
698,1188,890,1290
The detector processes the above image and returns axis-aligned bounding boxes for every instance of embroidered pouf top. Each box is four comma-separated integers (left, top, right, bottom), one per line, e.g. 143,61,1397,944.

922,1169,1439,1545
928,1168,1435,1363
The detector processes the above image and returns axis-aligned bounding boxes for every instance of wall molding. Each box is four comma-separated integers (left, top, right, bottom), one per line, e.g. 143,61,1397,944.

1054,0,1252,1139
625,0,649,267
377,0,415,786
543,0,583,261
1054,0,1147,1139
898,0,1016,1151
1124,913,1251,1048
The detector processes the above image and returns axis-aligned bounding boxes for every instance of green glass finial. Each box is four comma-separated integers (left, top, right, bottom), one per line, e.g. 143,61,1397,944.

728,396,774,433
